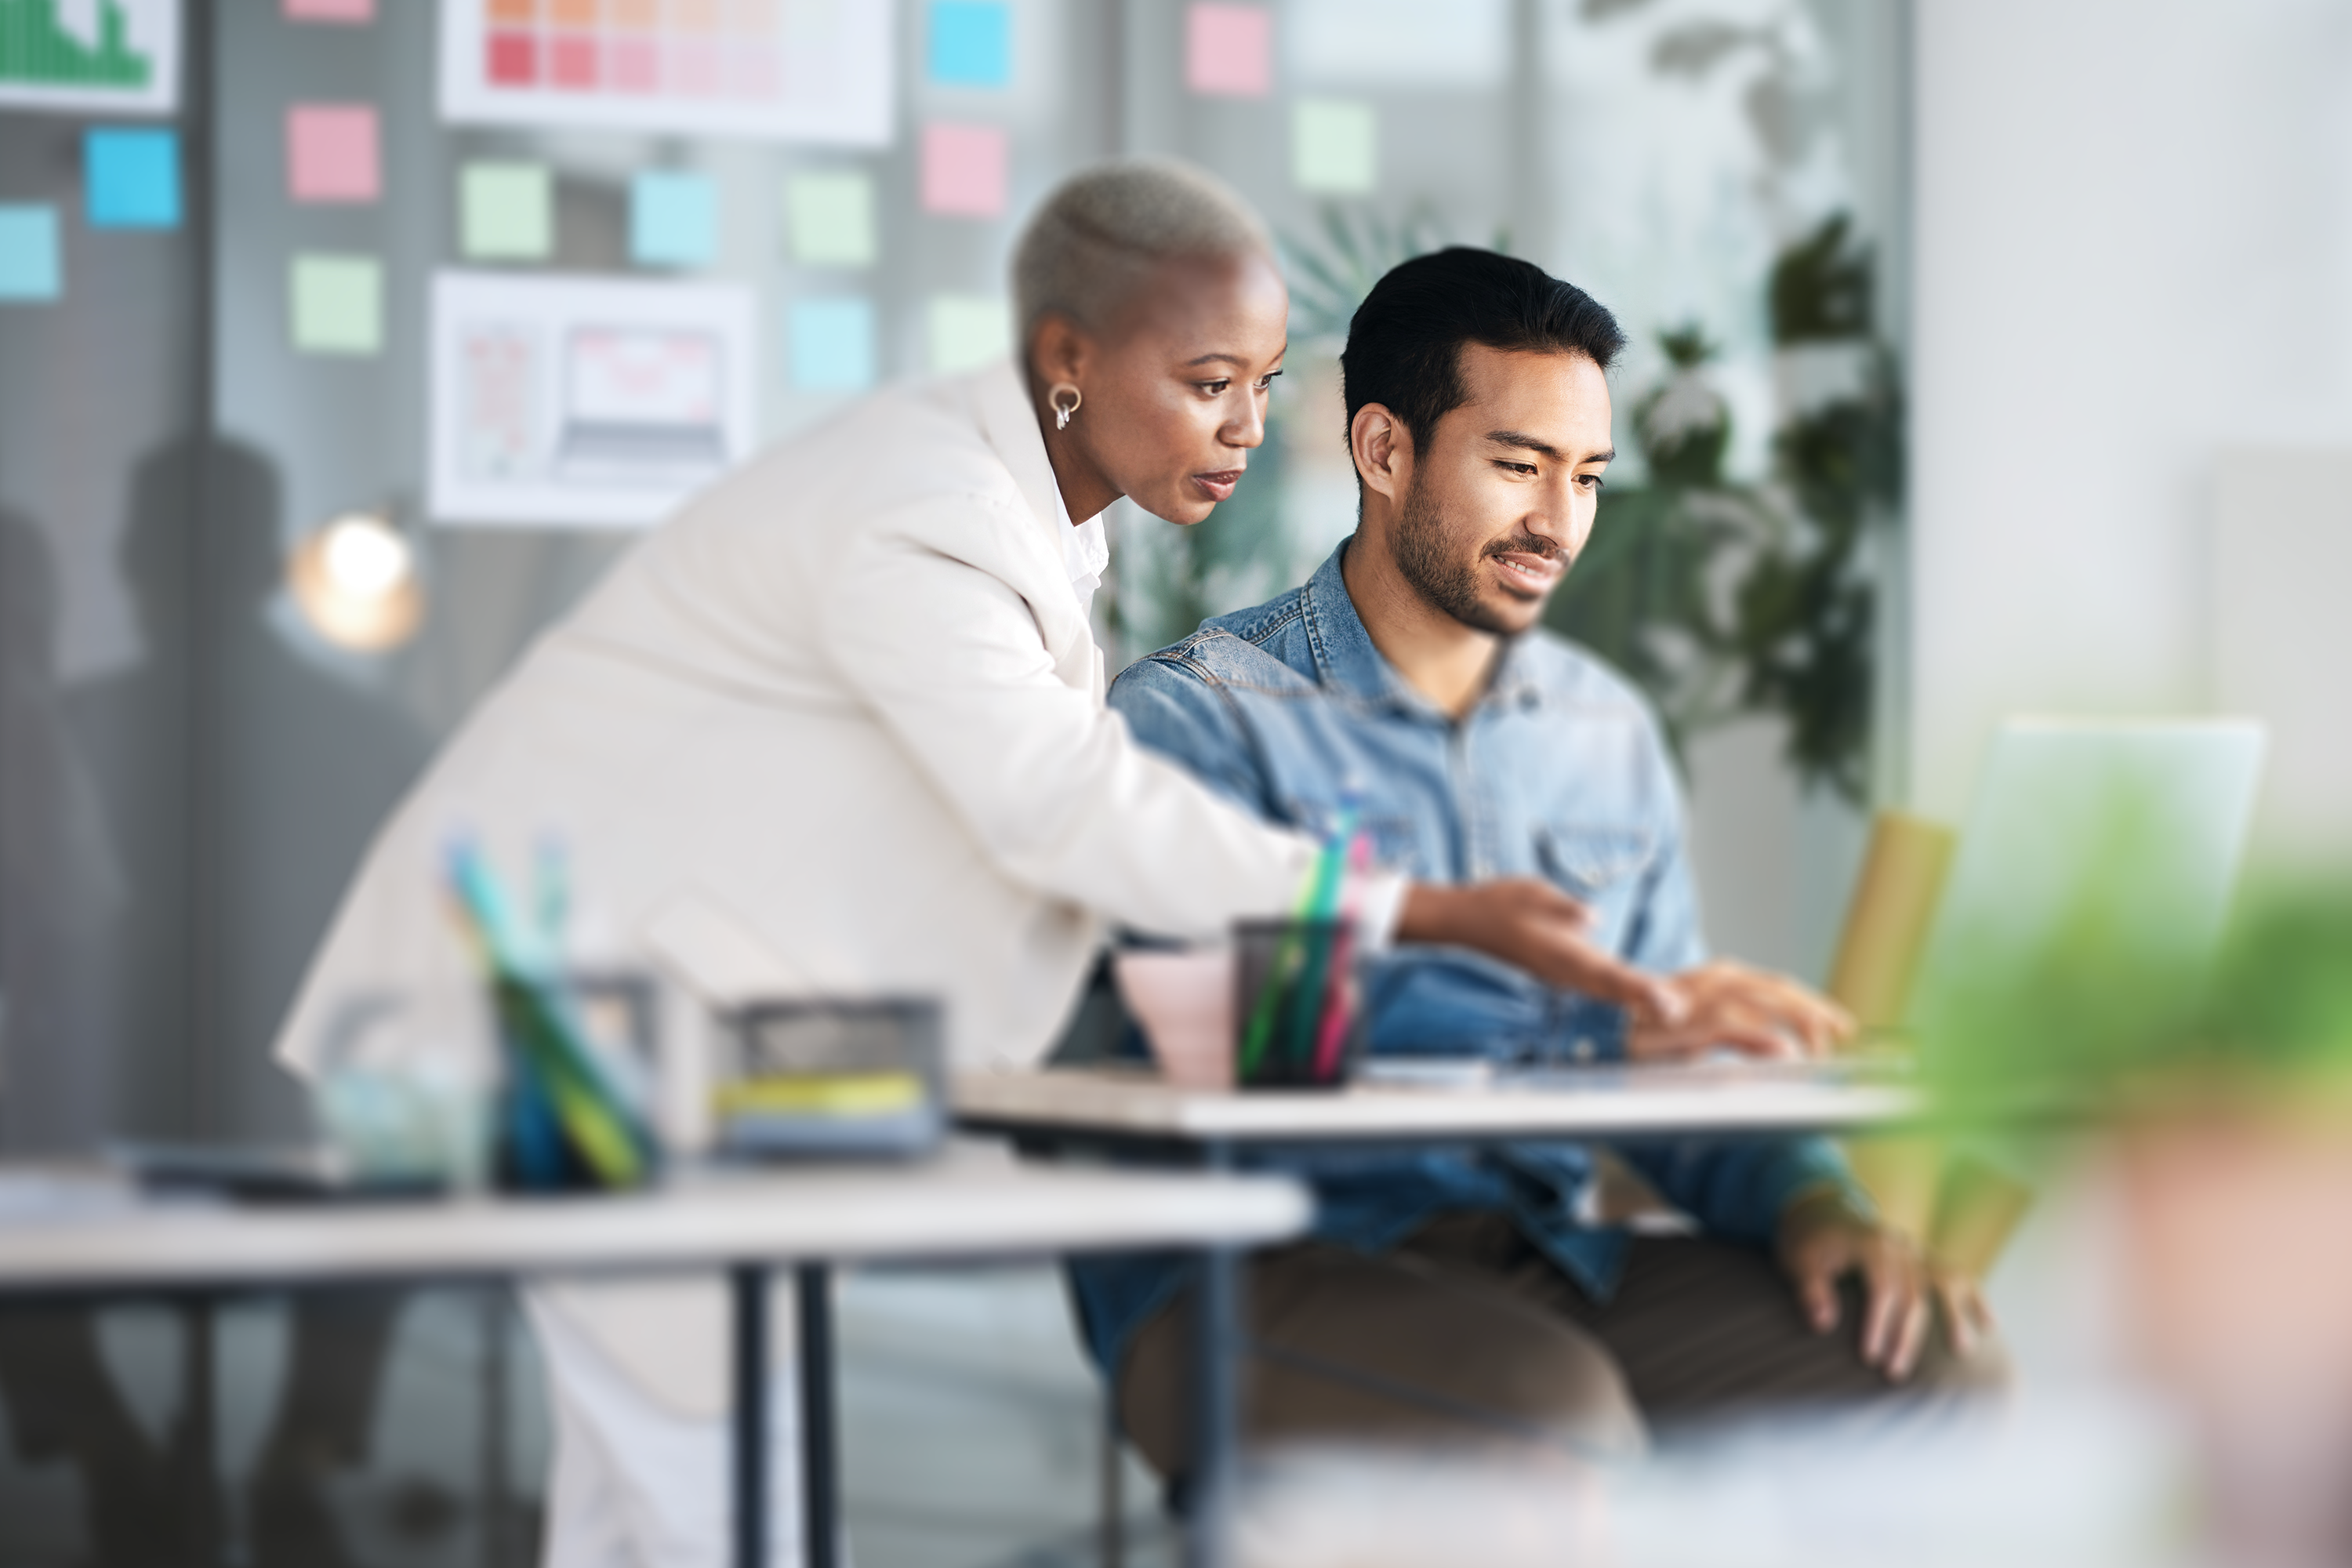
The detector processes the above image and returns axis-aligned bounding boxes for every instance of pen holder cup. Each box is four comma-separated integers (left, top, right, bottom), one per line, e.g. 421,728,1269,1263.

1114,949,1236,1092
715,996,946,1160
1232,918,1363,1091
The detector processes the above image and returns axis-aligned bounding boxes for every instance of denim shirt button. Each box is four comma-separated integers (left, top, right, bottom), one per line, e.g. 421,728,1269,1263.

1572,1036,1597,1062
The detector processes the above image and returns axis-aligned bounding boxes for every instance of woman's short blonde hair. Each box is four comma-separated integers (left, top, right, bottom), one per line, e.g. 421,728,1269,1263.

1011,158,1272,344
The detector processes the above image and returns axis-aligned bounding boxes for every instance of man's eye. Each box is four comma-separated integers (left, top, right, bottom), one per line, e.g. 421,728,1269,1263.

1579,473,1606,490
1498,461,1537,476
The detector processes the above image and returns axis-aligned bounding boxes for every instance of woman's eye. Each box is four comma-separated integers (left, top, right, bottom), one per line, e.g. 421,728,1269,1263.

1198,379,1232,397
1254,371,1282,391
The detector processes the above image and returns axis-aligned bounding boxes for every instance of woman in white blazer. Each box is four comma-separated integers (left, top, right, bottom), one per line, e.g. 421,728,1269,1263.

277,161,1666,1565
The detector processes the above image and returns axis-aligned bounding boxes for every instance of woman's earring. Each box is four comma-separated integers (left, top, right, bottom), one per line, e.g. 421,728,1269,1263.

1050,383,1083,431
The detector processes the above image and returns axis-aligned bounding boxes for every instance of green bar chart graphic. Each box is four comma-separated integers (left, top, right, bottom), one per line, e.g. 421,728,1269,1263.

1,0,152,87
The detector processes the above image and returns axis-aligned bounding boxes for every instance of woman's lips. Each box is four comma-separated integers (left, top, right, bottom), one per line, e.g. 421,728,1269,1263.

1191,469,1243,502
1490,550,1563,593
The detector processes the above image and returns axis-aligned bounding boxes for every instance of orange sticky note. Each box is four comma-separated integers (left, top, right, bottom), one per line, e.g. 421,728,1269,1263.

920,122,1006,218
1187,4,1270,96
288,104,381,204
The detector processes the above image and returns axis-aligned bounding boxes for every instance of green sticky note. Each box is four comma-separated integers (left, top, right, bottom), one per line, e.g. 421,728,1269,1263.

290,252,383,355
461,162,552,261
928,294,1009,374
1294,99,1377,194
786,170,876,268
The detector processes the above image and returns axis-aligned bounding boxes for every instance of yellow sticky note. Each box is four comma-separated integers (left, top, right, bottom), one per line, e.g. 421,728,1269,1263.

461,162,553,261
1294,99,1377,194
787,170,877,268
290,252,383,355
928,294,1008,373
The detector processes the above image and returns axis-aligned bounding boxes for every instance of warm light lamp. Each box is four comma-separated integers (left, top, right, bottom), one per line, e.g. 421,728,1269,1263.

289,510,423,651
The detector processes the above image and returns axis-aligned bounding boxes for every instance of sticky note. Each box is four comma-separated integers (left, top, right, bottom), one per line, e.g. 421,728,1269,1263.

288,104,382,204
0,206,62,303
920,124,1007,219
928,294,1008,374
1187,5,1270,96
85,129,181,230
285,0,374,20
789,297,877,391
630,170,717,267
1294,99,1376,194
927,1,1010,88
786,170,875,267
290,252,383,355
461,162,553,260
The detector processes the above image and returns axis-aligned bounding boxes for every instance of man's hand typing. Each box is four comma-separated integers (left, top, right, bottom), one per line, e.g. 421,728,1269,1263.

1628,960,1855,1062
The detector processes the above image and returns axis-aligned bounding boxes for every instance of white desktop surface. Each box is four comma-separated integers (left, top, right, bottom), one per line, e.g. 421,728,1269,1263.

953,1062,1922,1143
0,1152,1311,1291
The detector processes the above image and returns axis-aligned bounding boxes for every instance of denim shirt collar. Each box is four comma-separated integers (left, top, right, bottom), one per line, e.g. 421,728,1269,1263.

1298,542,1544,717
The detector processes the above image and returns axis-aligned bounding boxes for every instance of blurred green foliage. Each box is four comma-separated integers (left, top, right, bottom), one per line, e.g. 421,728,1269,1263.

1545,213,1899,801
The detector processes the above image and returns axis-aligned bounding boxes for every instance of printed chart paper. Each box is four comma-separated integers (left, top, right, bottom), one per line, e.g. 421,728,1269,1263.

430,270,757,528
438,0,891,147
0,0,181,116
285,0,373,20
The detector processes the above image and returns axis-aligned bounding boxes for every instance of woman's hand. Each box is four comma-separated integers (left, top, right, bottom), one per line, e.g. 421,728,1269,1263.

1397,878,1686,1027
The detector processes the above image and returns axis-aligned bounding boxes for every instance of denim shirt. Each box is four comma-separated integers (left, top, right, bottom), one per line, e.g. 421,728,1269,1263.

1065,543,1857,1374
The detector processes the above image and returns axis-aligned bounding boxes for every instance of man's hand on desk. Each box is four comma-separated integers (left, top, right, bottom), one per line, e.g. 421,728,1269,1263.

1628,960,1856,1063
1399,879,1687,1026
1777,1185,1933,1382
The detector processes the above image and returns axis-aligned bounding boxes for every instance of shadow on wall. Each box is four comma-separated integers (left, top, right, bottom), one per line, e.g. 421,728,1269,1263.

0,508,125,1152
67,437,432,1142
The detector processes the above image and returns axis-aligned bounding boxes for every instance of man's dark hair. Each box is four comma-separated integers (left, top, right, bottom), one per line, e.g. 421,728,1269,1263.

1340,248,1626,458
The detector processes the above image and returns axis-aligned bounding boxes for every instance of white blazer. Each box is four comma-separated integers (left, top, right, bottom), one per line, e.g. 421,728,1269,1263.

274,360,1327,1432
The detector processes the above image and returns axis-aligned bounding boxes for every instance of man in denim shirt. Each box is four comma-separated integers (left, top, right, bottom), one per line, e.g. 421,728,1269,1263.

1076,250,1994,1479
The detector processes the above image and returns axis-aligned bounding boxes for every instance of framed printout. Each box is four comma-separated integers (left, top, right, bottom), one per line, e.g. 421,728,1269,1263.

0,0,182,116
429,270,760,529
437,0,892,147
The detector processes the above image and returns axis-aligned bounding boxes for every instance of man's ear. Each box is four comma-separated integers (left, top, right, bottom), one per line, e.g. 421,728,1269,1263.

1349,403,1410,505
1028,311,1091,391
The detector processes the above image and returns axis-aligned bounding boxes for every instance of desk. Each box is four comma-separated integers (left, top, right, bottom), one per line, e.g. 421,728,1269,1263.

0,1155,1309,1568
953,1061,1922,1568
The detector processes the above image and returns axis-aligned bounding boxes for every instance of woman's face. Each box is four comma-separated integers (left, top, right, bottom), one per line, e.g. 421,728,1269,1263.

1041,249,1290,525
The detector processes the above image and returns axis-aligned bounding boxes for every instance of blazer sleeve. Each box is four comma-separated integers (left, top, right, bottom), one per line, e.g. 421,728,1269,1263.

815,506,1321,942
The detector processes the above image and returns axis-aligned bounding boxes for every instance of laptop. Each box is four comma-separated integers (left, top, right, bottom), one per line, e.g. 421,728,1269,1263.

1905,717,2267,1098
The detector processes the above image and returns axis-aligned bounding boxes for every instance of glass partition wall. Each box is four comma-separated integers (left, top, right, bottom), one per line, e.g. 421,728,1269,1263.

0,1,1906,1559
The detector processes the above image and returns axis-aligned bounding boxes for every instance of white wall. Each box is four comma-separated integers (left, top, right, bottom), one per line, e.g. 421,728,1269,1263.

1907,0,2352,821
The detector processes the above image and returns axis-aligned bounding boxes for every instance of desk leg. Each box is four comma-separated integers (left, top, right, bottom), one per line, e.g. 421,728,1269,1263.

1188,1246,1242,1568
1189,1134,1242,1568
797,1264,837,1568
732,1266,768,1568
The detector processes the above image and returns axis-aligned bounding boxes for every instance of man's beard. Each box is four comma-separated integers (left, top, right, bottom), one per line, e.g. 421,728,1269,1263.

1389,474,1562,637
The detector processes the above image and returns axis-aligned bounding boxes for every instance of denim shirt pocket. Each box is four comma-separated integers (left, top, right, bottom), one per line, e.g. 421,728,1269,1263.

1534,824,1653,902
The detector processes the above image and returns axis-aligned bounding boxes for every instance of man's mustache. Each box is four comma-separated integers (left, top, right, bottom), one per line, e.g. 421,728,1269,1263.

1483,532,1563,561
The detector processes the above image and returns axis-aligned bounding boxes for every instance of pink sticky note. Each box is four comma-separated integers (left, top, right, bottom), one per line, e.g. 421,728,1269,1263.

287,104,381,204
921,123,1007,218
285,0,374,20
1187,4,1270,96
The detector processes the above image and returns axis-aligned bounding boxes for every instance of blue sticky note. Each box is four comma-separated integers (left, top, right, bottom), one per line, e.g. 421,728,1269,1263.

790,297,876,391
630,171,717,268
0,205,63,301
928,1,1011,88
86,129,181,229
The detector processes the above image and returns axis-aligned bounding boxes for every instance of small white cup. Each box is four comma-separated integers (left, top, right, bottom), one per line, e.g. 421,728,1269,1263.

1113,949,1235,1092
